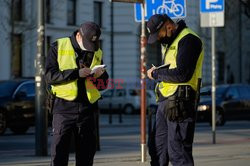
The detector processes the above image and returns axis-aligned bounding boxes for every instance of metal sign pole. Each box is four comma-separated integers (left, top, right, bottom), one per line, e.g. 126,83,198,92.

111,0,147,162
111,1,114,80
140,1,147,162
211,27,216,144
35,0,48,156
200,0,225,145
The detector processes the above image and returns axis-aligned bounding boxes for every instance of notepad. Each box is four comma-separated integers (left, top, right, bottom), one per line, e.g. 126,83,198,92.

90,65,106,74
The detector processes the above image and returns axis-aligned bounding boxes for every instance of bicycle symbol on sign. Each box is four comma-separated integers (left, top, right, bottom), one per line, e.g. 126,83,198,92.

157,0,184,17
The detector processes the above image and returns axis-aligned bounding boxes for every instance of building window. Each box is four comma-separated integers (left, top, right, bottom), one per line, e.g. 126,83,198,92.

94,1,102,27
46,0,51,23
12,34,22,78
13,0,23,21
67,0,76,25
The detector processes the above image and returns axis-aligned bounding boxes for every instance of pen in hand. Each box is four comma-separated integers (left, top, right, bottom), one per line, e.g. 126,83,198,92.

151,64,157,70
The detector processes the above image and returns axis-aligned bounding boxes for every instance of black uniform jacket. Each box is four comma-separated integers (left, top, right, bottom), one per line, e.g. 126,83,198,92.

152,20,202,102
45,31,109,114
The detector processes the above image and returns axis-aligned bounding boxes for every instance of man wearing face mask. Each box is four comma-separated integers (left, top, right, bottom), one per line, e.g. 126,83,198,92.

146,14,204,166
45,22,109,166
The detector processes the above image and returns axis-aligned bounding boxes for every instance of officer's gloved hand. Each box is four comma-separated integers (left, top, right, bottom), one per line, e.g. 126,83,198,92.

170,108,180,122
167,108,176,121
166,100,187,122
165,100,177,121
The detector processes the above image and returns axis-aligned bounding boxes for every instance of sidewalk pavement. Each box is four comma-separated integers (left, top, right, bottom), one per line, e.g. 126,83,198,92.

0,115,250,166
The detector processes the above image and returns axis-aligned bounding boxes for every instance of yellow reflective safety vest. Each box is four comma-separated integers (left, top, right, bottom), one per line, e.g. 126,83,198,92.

155,28,204,101
51,37,102,103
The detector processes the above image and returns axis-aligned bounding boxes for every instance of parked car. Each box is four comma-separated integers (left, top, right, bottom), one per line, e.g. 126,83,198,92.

0,79,35,135
98,89,157,114
197,84,250,126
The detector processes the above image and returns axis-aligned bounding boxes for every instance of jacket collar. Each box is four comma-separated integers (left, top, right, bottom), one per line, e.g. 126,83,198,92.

70,30,85,55
162,20,187,47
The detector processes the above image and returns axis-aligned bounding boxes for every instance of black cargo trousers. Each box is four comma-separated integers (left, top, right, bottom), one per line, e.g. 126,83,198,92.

51,98,97,166
148,85,197,166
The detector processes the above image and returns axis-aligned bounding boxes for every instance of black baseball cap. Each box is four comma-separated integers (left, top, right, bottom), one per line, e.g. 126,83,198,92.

147,14,171,44
79,22,101,52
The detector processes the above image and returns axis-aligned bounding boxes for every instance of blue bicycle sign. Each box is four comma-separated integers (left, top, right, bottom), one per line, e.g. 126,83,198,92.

134,0,186,22
157,0,185,17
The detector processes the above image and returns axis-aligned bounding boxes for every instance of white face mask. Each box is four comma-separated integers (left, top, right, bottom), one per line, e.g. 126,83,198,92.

78,41,87,51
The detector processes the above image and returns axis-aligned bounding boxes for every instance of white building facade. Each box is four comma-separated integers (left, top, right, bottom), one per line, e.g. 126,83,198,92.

0,0,250,85
0,0,140,82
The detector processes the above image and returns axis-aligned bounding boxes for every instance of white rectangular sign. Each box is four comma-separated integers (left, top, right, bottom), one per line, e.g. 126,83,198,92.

200,0,225,27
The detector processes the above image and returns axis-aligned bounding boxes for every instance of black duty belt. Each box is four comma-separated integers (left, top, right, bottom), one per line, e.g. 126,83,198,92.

168,85,196,101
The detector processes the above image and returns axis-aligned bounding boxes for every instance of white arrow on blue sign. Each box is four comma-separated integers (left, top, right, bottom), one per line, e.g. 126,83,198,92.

200,0,224,13
134,0,186,22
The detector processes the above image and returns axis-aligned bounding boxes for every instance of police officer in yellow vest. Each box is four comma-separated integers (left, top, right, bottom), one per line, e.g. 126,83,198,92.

45,22,109,166
146,14,204,166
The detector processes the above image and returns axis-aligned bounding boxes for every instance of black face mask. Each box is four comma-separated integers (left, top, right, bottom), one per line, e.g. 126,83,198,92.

159,36,172,45
159,27,173,45
158,28,173,45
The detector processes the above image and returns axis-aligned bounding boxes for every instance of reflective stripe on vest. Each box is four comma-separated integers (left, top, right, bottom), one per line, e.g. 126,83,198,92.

51,37,102,103
155,28,204,101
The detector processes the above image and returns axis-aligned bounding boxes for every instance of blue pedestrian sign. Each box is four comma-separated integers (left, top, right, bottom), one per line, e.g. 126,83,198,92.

200,0,224,13
134,0,186,22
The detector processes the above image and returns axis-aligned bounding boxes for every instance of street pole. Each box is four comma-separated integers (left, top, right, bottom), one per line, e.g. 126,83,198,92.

140,2,147,162
239,1,242,83
10,0,14,78
111,0,114,80
35,0,48,156
211,27,216,144
109,0,146,162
